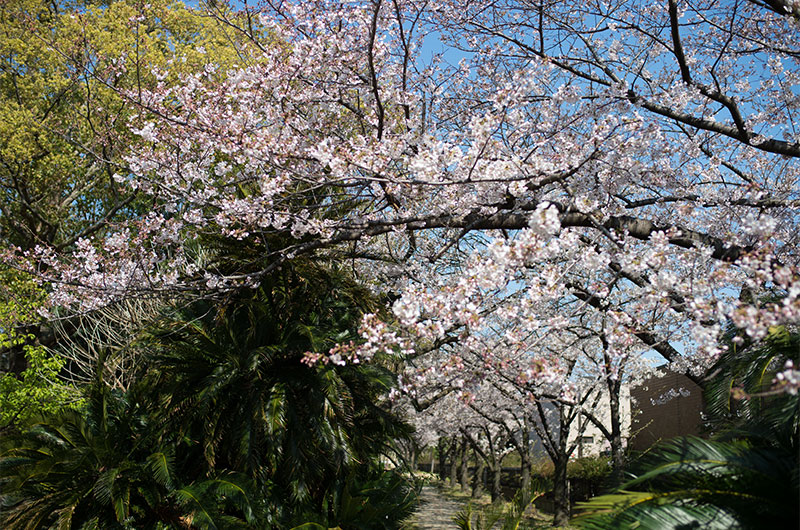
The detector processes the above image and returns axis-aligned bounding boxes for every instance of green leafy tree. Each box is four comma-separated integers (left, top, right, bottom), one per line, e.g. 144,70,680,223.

0,268,80,430
0,0,253,250
0,0,261,425
0,340,78,429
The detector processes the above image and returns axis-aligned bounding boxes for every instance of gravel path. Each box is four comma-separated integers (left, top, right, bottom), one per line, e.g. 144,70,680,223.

406,485,464,529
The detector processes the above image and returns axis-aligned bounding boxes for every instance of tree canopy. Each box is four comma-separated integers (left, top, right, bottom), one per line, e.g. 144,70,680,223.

9,0,795,395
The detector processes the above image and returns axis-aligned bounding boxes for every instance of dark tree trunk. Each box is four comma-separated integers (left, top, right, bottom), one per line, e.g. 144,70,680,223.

490,465,502,502
459,438,470,492
520,426,531,493
438,437,448,481
520,452,531,493
448,437,459,487
5,347,27,375
553,401,573,527
552,457,570,526
2,325,40,376
471,460,485,498
608,384,625,484
602,334,627,484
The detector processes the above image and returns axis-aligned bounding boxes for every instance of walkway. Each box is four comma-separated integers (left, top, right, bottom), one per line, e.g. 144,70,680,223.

405,485,464,529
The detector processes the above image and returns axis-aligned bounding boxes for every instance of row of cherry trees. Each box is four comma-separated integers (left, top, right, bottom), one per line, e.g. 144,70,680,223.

409,332,629,523
3,0,800,524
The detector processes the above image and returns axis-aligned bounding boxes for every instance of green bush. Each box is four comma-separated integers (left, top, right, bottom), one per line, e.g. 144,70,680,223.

566,456,612,481
293,466,421,529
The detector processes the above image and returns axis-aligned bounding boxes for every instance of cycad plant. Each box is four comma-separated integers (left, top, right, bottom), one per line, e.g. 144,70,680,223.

573,325,800,529
571,436,797,529
705,325,800,451
1,256,416,528
0,380,258,529
140,261,415,526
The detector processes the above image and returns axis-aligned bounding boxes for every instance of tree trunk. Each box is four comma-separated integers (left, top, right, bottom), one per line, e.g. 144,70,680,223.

552,457,570,526
520,452,531,493
608,379,625,484
602,336,627,485
490,465,502,502
520,426,531,493
448,438,459,487
2,325,40,376
5,347,27,375
471,460,485,498
438,437,448,481
459,438,470,492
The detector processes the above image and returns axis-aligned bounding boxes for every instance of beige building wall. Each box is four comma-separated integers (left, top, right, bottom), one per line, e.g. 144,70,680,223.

567,385,631,458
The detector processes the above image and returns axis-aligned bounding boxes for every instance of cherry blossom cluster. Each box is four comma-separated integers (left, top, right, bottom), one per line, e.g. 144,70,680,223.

774,360,800,395
303,313,414,367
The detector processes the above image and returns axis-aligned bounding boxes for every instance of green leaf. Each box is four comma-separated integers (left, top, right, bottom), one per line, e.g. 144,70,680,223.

146,452,174,489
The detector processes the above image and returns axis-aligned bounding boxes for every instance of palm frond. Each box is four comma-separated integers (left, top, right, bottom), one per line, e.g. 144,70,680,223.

146,451,174,489
574,436,798,528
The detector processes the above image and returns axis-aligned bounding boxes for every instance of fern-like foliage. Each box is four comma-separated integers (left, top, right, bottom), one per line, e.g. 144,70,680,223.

574,325,800,529
0,384,257,529
573,436,798,529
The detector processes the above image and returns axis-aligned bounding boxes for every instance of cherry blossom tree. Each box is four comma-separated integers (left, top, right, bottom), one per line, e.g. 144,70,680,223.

383,0,800,398
6,0,800,514
406,319,642,522
14,0,793,364
0,0,265,425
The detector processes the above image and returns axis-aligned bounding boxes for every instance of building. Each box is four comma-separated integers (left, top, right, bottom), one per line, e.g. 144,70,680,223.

567,385,631,458
629,370,704,451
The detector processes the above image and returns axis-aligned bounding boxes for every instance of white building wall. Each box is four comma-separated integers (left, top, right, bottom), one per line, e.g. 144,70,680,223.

566,385,631,458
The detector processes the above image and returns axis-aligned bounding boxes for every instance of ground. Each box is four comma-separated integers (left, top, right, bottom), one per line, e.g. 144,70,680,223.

403,485,464,529
403,481,576,529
